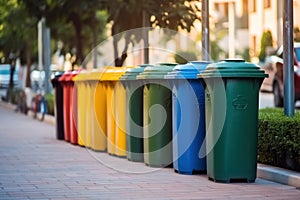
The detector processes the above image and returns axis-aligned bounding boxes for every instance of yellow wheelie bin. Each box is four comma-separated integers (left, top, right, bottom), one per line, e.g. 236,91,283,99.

91,68,107,151
114,78,127,157
101,67,127,155
74,70,88,146
115,66,135,157
85,73,92,148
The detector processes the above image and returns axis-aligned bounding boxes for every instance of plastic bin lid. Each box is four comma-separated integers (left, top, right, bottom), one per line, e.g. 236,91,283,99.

165,61,211,79
59,71,78,82
89,68,107,81
52,71,64,78
136,64,176,79
100,66,134,81
58,71,71,82
197,59,268,78
73,69,89,82
51,71,63,81
77,68,108,82
51,71,64,86
120,64,153,80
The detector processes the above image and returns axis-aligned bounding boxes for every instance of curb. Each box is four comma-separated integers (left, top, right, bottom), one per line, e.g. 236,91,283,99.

257,164,300,188
0,100,299,188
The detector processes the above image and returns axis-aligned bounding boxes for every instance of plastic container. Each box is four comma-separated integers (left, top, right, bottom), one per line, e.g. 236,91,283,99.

137,63,177,167
120,64,151,162
74,70,89,147
198,59,268,183
59,71,78,143
91,69,107,151
51,72,64,140
70,70,79,145
165,61,210,174
101,67,127,156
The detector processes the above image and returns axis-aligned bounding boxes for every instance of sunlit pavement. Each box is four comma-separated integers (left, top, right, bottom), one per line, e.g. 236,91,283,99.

0,103,300,199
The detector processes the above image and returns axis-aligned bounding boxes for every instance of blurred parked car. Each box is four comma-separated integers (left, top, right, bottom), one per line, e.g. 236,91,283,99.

260,43,300,107
0,64,19,88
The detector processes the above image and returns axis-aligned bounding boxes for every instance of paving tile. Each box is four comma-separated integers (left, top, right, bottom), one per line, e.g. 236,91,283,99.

1,104,300,199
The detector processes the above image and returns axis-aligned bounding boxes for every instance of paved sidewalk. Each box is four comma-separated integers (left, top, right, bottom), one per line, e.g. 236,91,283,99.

0,105,300,199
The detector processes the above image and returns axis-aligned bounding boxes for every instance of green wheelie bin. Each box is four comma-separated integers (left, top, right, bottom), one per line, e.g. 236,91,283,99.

120,64,151,162
198,59,268,183
137,63,177,167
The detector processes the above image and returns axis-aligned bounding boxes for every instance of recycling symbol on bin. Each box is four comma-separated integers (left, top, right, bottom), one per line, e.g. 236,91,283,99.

232,95,248,110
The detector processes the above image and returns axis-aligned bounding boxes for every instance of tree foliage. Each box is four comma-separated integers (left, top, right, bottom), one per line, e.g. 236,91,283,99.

21,0,107,65
0,0,38,93
2,0,201,69
0,0,38,62
105,0,201,66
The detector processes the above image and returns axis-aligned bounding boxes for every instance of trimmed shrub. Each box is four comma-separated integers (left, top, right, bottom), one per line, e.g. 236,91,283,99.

258,108,300,171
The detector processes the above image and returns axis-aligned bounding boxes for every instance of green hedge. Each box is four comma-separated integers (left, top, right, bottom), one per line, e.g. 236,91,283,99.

258,108,300,171
45,93,54,116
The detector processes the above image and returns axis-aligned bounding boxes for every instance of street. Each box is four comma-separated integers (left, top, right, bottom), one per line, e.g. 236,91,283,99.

259,92,274,109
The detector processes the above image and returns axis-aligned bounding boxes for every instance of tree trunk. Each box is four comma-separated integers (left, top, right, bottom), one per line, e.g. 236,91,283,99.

71,14,84,66
113,33,120,66
7,57,16,103
9,61,15,89
25,42,32,88
92,22,98,68
112,30,129,67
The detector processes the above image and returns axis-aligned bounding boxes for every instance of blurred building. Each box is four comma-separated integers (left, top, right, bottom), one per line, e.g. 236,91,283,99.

248,0,300,61
210,0,249,58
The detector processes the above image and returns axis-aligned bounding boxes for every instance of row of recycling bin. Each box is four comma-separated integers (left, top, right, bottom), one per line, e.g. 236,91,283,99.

51,59,268,183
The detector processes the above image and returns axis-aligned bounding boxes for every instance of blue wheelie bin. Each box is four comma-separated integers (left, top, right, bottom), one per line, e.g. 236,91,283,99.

165,61,210,174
